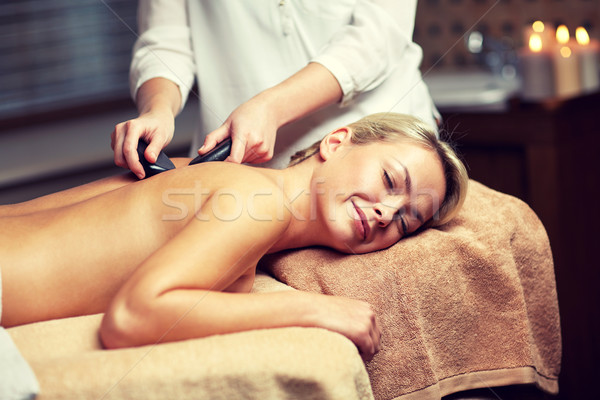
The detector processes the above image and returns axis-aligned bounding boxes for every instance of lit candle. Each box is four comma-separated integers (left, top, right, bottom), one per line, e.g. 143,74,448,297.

523,21,554,50
553,25,581,98
519,32,554,101
574,27,600,93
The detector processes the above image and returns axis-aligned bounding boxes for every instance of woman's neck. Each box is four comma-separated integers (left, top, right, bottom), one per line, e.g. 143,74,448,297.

268,157,327,253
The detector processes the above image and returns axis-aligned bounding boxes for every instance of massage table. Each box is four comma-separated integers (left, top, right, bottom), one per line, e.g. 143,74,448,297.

3,181,561,399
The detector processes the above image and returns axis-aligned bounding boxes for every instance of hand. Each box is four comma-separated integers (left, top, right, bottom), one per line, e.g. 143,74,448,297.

111,109,175,179
308,293,382,361
198,95,278,164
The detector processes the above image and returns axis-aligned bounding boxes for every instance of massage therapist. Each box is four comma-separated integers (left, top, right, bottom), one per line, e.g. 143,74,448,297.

110,0,439,178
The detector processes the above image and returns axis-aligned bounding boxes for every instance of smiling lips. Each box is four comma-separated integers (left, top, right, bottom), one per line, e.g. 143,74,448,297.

352,201,369,241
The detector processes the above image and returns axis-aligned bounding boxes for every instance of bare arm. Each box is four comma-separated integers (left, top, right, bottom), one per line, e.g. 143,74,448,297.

135,77,182,118
119,0,194,177
104,285,380,359
99,187,380,358
200,62,343,164
263,62,343,131
111,77,181,179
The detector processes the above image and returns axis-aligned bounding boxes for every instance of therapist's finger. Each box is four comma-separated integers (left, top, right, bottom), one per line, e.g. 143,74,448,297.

226,136,246,164
110,129,116,151
243,142,272,164
112,123,128,169
145,137,167,165
199,125,229,155
122,127,145,179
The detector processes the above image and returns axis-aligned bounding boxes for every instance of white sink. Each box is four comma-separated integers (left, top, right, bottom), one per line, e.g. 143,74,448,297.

423,69,521,112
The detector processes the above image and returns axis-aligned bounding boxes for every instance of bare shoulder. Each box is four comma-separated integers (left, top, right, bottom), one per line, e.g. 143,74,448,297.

150,160,292,221
193,163,293,229
170,159,284,193
161,162,293,255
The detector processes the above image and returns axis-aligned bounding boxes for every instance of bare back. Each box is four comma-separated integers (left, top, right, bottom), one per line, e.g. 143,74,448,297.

0,161,288,326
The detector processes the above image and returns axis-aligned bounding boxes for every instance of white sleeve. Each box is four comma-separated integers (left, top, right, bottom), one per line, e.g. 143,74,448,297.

129,0,196,111
310,0,418,107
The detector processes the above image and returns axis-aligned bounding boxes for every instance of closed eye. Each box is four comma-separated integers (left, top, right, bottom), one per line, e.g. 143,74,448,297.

393,209,408,236
383,170,394,190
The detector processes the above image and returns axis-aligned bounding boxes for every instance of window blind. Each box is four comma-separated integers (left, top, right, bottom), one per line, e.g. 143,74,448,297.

0,0,137,121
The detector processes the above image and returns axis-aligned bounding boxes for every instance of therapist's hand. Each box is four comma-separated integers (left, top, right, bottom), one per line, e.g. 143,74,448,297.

111,109,175,179
110,78,181,179
198,63,342,164
198,94,278,164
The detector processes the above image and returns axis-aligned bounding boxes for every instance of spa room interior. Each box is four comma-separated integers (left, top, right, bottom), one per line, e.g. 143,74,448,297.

0,1,598,399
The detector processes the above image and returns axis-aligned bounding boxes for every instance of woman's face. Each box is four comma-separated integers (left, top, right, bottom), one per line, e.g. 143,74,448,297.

314,130,446,254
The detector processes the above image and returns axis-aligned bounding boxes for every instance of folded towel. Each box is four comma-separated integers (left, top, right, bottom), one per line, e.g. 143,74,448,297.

260,180,561,400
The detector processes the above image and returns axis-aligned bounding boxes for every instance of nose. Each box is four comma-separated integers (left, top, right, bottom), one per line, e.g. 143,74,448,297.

373,201,400,228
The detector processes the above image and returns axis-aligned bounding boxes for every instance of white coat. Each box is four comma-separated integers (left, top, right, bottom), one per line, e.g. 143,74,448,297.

130,0,438,168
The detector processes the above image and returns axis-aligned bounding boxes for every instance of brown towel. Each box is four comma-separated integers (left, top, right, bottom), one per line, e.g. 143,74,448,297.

260,180,561,400
9,275,374,400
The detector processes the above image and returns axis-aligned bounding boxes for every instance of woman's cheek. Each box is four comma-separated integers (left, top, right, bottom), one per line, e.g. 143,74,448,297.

384,229,402,248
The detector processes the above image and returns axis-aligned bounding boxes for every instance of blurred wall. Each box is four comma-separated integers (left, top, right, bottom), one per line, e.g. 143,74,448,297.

0,0,137,123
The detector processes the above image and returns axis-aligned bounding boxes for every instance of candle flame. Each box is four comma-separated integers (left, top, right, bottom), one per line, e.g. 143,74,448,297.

556,25,570,44
532,20,545,33
576,27,590,46
560,46,572,58
529,33,543,52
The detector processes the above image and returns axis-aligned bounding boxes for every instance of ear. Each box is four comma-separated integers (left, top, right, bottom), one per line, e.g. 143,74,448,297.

319,128,351,161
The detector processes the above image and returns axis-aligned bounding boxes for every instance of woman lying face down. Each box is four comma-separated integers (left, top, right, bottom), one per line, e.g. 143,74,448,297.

0,113,467,359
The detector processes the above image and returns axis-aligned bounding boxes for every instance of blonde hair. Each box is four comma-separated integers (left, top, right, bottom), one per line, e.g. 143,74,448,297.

288,113,468,227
